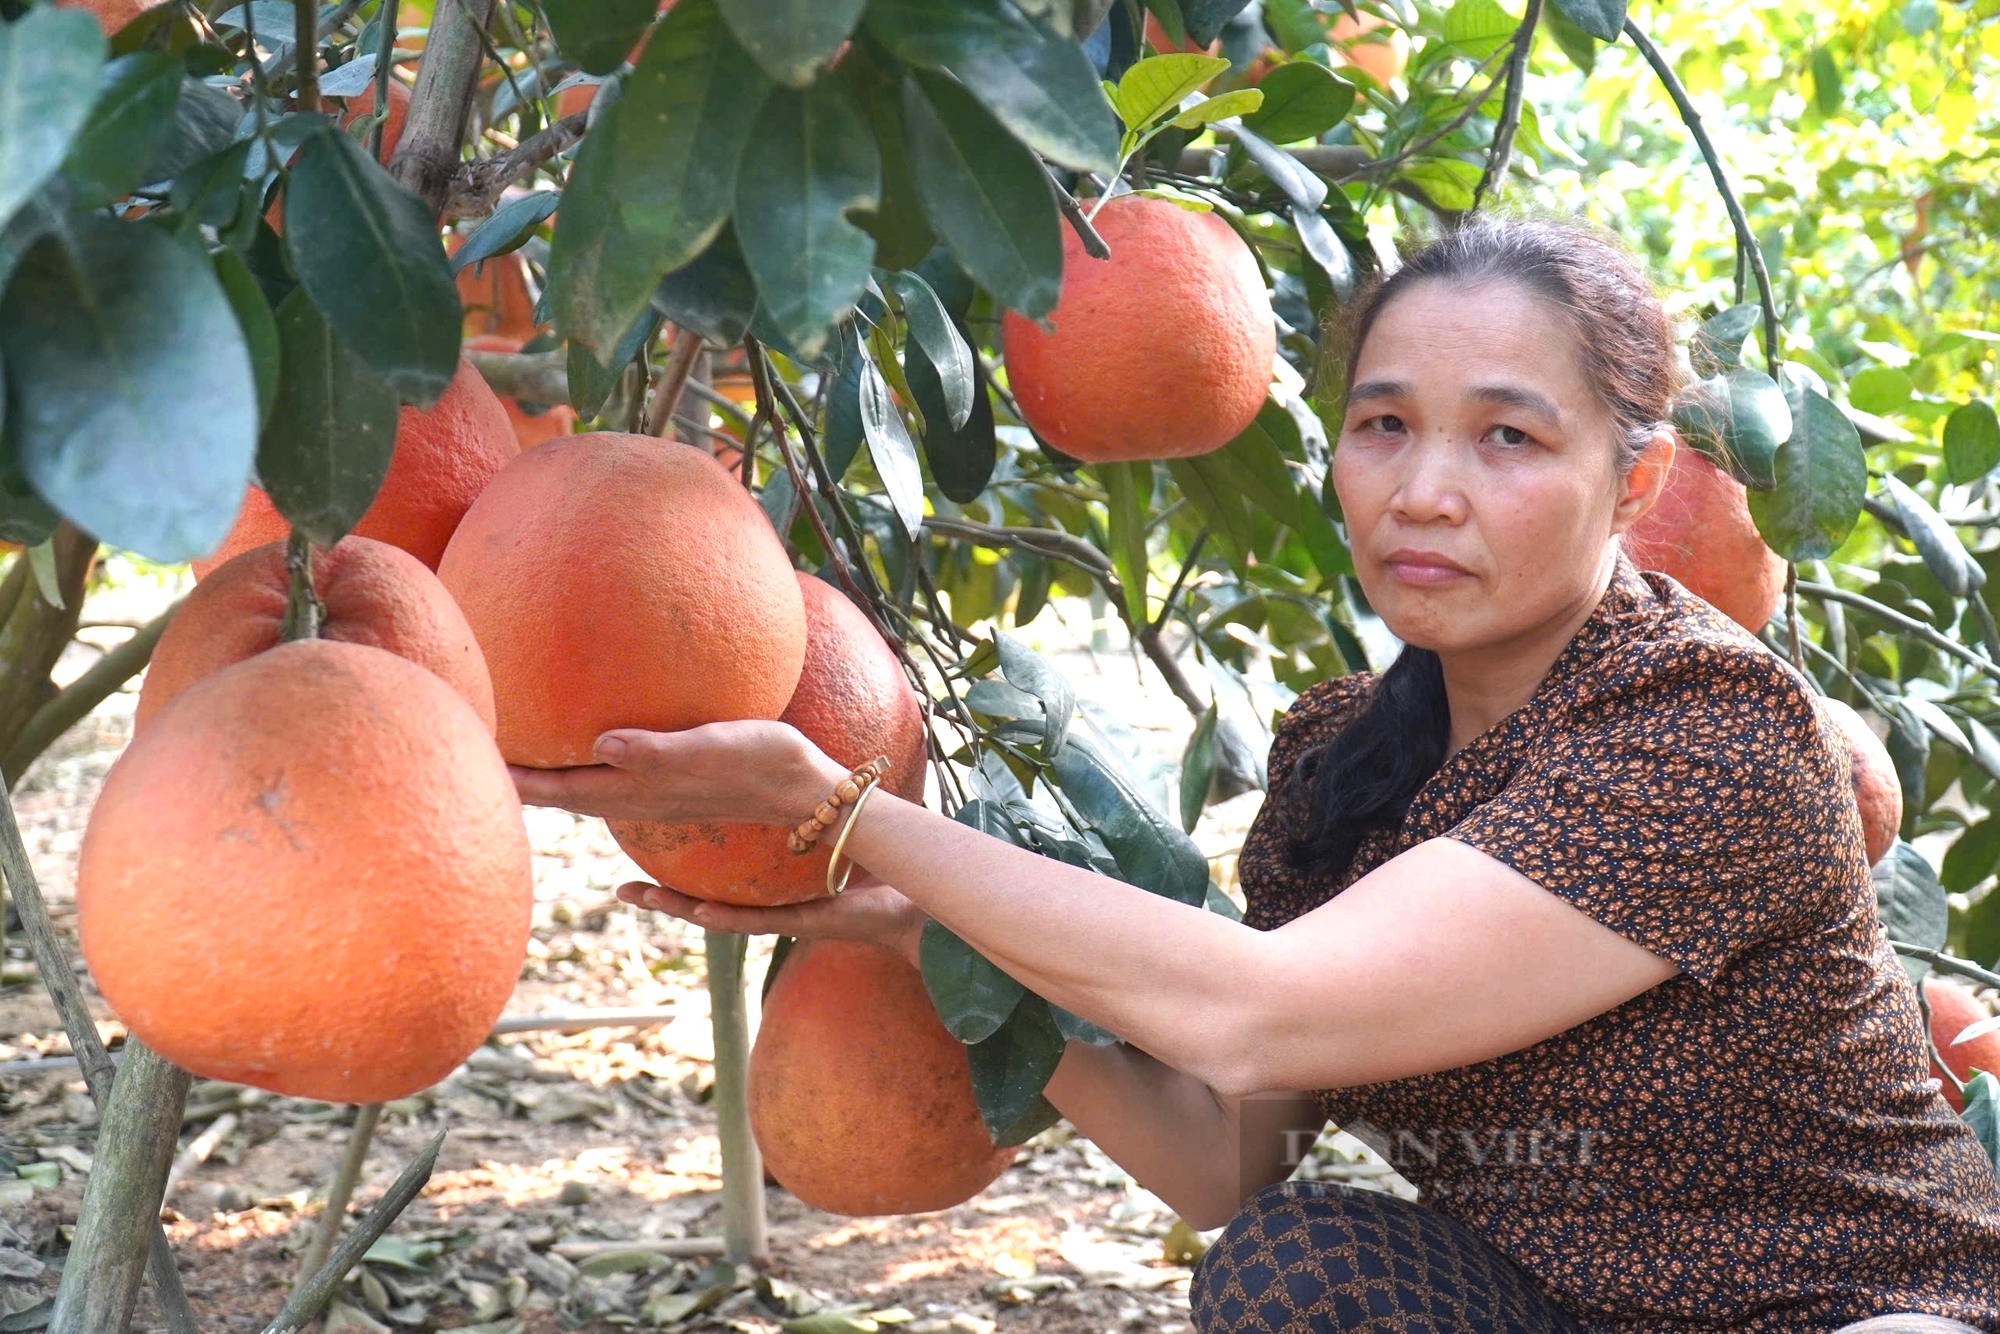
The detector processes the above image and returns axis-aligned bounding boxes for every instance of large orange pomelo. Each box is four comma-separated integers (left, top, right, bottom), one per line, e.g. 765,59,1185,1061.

1621,449,1786,635
435,433,806,768
1815,697,1902,866
609,571,927,905
194,357,518,577
342,77,411,163
54,0,168,35
1002,195,1274,463
454,246,540,340
750,940,1018,1215
1923,976,2000,1114
1326,11,1408,86
139,536,495,733
77,640,532,1104
464,334,576,448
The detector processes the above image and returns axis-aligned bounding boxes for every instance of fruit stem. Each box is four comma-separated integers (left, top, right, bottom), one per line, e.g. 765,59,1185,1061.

292,1103,383,1292
706,929,768,1264
279,530,324,643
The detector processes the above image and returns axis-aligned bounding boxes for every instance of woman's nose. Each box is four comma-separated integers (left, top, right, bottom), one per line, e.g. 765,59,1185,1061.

1387,437,1471,525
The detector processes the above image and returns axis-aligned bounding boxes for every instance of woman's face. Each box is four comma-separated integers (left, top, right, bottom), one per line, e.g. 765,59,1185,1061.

1331,278,1667,659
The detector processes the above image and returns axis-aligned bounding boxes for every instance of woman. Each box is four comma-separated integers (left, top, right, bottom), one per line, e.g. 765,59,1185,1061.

512,219,2000,1332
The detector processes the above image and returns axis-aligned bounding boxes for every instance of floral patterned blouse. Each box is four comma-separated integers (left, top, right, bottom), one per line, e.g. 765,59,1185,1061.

1237,553,2000,1331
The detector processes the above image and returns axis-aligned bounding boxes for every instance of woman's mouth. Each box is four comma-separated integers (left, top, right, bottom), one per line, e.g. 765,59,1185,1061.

1382,550,1473,585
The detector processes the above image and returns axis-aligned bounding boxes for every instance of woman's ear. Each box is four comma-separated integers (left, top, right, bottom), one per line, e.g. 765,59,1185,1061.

1610,427,1676,536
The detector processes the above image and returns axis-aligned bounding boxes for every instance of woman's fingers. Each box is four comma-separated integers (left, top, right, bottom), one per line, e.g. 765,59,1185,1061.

616,882,816,935
617,878,922,952
508,763,651,819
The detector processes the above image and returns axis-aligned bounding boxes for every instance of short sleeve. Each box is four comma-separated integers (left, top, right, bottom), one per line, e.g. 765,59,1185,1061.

1446,640,1851,986
1240,675,1377,933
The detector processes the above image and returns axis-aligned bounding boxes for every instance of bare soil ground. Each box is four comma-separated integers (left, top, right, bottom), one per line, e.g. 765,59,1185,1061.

0,565,1407,1333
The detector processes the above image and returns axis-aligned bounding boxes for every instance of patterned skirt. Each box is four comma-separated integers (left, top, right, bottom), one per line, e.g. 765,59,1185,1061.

1188,1179,1993,1334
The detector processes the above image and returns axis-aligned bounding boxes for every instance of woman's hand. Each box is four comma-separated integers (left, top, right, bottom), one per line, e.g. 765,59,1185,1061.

508,721,850,828
619,874,928,967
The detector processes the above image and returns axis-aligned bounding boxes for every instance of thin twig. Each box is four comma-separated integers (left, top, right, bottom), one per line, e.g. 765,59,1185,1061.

293,1103,383,1289
290,0,317,111
444,111,587,218
1784,562,1804,672
1894,942,2000,993
1796,582,2000,684
369,0,399,162
1332,43,1513,186
279,531,321,642
164,1112,239,1198
1150,531,1210,635
3,602,177,788
261,1131,446,1334
1470,0,1542,212
1622,18,1782,370
647,328,705,438
1049,169,1110,260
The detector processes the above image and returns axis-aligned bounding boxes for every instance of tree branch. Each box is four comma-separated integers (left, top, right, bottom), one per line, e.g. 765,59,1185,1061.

1795,581,2000,684
465,346,569,402
444,111,587,219
1622,18,1781,370
1048,169,1110,260
290,0,318,112
368,0,399,161
1471,0,1542,211
2,602,177,789
1175,143,1373,179
388,0,494,218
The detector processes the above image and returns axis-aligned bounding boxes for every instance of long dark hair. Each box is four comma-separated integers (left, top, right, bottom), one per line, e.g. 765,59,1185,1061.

1286,217,1679,879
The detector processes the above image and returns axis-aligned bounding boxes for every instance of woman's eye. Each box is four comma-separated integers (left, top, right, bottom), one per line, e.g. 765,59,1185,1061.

1368,414,1405,433
1488,424,1532,447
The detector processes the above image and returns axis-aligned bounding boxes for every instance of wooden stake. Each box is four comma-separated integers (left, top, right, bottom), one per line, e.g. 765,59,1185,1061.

705,929,766,1264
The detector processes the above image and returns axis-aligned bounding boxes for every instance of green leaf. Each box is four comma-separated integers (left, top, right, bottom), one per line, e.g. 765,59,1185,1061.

951,25,1120,173
1113,52,1229,132
1396,157,1482,212
822,325,865,480
283,127,458,407
1547,0,1625,42
1810,45,1842,117
614,0,772,271
451,192,559,272
1676,367,1790,490
1180,0,1250,45
864,0,1041,66
1539,2,1598,73
1239,60,1354,143
544,0,658,74
1050,729,1208,905
1878,474,1982,598
57,51,181,211
1941,817,2000,894
1847,365,1913,417
966,995,1066,1142
1943,401,2000,486
0,219,256,561
1744,382,1864,563
143,76,241,184
1100,459,1150,629
733,83,878,361
1875,840,1946,985
1961,1073,2000,1173
1297,486,1352,579
1440,0,1517,60
856,352,924,538
716,0,865,86
567,304,662,419
213,247,280,428
0,7,106,230
995,631,1074,755
901,70,1063,321
170,138,255,229
549,96,668,365
1168,455,1258,569
1170,87,1262,129
1050,1002,1116,1045
888,270,972,428
920,916,1025,1044
651,225,759,347
1180,701,1219,832
837,41,933,272
257,290,399,547
908,343,995,503
1688,303,1760,377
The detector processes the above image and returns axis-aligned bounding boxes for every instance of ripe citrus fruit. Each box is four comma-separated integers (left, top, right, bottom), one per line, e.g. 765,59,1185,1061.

463,334,576,448
1923,976,2000,1114
750,940,1017,1215
453,245,540,340
1815,696,1902,866
139,536,495,734
609,571,927,905
78,640,532,1104
1622,449,1786,635
1002,194,1274,463
1326,11,1408,86
436,433,807,768
54,0,167,35
342,77,411,163
195,356,518,577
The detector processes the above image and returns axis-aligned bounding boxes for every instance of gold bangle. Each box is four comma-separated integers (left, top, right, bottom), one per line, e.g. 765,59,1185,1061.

825,780,883,897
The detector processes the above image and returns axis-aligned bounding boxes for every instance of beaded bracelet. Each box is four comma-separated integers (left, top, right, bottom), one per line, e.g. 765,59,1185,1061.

785,756,892,855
